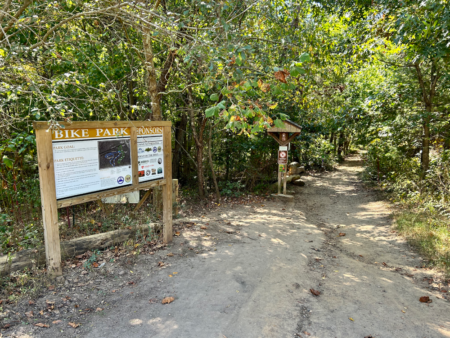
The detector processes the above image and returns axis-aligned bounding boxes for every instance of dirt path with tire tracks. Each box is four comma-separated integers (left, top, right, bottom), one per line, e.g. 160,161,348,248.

7,155,450,338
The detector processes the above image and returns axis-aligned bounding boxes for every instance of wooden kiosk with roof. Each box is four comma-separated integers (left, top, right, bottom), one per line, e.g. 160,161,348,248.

267,119,302,197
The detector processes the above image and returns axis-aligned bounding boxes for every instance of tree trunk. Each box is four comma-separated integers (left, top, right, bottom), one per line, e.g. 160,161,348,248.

195,144,205,199
333,134,337,155
422,114,431,173
186,86,206,199
413,61,440,175
172,112,187,179
142,27,162,121
208,123,220,202
127,77,136,110
225,139,230,181
337,131,344,159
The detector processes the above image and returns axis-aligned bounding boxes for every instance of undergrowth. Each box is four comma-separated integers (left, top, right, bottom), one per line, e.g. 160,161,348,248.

395,212,450,277
363,143,450,278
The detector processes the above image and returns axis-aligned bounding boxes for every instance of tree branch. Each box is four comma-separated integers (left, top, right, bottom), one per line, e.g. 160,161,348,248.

157,49,177,94
0,0,12,24
28,3,130,50
0,0,32,40
413,63,430,106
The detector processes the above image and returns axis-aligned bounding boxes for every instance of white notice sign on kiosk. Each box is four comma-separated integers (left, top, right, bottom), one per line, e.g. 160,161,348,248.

137,126,164,182
52,128,133,200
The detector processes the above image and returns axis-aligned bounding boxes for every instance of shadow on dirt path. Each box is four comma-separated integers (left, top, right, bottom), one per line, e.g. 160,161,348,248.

9,155,450,338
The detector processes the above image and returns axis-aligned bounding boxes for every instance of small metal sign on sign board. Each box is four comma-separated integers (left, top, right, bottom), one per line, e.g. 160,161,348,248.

278,150,288,164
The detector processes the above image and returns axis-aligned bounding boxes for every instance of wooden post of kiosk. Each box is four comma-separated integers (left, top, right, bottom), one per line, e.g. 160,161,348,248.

268,120,302,198
162,125,172,243
35,128,62,276
278,147,288,194
33,121,173,277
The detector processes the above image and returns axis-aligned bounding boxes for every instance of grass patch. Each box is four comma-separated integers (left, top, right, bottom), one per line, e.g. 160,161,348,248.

396,211,450,277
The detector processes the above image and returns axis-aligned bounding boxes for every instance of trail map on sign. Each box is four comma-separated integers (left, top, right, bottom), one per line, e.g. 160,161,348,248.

98,140,131,169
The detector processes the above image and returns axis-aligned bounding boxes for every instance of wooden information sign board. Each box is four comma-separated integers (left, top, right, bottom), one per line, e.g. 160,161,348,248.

33,121,173,276
267,120,301,196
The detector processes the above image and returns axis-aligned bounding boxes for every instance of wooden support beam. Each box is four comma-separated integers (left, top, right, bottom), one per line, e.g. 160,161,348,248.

130,126,138,187
33,120,172,130
162,126,173,243
35,129,62,277
277,166,281,194
134,189,152,212
57,179,166,208
97,199,110,216
268,132,300,146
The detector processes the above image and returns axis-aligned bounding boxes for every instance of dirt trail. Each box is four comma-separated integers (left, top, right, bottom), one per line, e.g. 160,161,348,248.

9,156,450,338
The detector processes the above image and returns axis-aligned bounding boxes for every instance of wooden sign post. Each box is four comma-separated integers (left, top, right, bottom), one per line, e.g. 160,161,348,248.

278,148,288,195
33,121,172,276
267,120,302,197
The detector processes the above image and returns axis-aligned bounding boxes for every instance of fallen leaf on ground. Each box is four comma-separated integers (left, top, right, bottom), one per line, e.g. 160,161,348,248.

349,317,354,321
303,331,311,336
173,272,178,274
25,311,33,317
167,253,174,257
175,231,180,236
92,262,99,268
68,322,80,328
200,226,207,230
158,262,165,267
96,308,103,312
338,233,346,237
52,320,62,324
48,285,55,291
419,296,432,303
28,300,35,305
149,298,157,304
310,288,320,296
162,297,175,304
34,323,49,328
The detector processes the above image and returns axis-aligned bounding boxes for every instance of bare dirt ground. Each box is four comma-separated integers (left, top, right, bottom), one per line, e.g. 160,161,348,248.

3,155,450,338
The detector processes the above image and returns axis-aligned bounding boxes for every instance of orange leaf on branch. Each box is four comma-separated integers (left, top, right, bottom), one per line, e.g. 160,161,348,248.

274,69,290,83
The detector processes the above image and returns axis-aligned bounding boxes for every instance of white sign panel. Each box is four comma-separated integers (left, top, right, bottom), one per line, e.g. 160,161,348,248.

52,128,133,200
137,127,164,182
